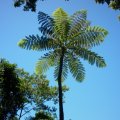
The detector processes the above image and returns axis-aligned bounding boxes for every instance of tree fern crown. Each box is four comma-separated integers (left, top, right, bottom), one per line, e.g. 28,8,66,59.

18,8,108,82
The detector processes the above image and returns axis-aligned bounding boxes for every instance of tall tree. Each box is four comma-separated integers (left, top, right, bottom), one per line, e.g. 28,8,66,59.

18,8,108,120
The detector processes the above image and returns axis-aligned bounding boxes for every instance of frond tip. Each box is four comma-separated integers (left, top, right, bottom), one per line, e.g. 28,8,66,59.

74,48,106,68
17,39,27,48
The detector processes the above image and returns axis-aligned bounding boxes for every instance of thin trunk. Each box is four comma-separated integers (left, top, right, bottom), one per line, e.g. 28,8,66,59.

57,48,65,120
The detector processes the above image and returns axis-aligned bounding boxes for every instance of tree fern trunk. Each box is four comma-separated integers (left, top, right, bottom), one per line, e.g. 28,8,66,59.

57,48,65,120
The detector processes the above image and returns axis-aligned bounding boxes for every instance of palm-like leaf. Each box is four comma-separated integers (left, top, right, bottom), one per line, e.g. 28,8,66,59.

52,8,69,40
68,26,108,48
68,10,90,39
36,51,59,74
18,35,56,51
68,53,85,82
74,48,106,67
36,48,63,74
38,12,54,36
54,56,68,81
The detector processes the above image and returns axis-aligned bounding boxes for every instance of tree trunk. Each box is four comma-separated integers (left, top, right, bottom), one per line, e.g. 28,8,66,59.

57,48,65,120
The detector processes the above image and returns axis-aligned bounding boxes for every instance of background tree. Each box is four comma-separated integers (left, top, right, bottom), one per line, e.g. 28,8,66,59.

0,59,68,119
17,70,59,120
95,0,120,10
14,0,68,12
18,8,108,120
14,0,38,12
95,0,120,20
27,111,55,120
13,0,120,12
0,59,25,120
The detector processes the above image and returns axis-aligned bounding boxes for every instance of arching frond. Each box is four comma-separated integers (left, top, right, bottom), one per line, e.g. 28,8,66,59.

18,35,56,51
38,11,54,36
74,48,106,67
62,56,68,80
68,10,90,39
52,8,69,40
68,26,108,48
68,54,85,82
54,56,68,81
36,51,58,74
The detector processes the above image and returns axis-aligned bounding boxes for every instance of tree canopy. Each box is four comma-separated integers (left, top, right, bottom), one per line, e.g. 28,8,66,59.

14,0,120,12
95,0,120,10
0,59,25,120
0,59,68,119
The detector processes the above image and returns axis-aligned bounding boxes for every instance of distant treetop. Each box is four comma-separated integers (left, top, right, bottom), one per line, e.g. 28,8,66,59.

14,0,68,12
14,0,38,11
95,0,120,10
14,0,120,20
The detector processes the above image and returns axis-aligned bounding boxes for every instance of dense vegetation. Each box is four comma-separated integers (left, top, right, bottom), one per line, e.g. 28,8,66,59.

0,59,68,119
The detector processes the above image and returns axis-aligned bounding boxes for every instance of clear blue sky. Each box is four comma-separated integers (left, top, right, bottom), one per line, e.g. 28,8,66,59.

0,0,120,120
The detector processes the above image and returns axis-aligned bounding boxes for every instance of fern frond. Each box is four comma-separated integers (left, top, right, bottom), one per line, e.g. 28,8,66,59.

54,55,68,81
38,11,54,36
68,53,85,82
52,8,69,40
74,48,106,67
68,10,90,39
68,26,108,48
36,51,58,74
18,35,56,51
62,56,68,80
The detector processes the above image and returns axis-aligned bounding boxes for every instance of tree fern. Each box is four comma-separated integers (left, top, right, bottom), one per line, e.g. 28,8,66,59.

18,8,108,120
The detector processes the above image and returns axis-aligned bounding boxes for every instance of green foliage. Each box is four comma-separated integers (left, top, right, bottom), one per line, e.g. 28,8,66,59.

18,8,108,82
74,48,106,67
32,111,55,120
95,0,120,10
67,54,85,82
52,8,69,40
0,59,68,119
14,0,120,12
18,8,108,120
0,59,25,120
16,68,68,119
14,0,38,11
14,0,69,12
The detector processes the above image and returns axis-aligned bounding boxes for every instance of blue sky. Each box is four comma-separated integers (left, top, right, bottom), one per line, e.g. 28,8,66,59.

0,0,120,120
